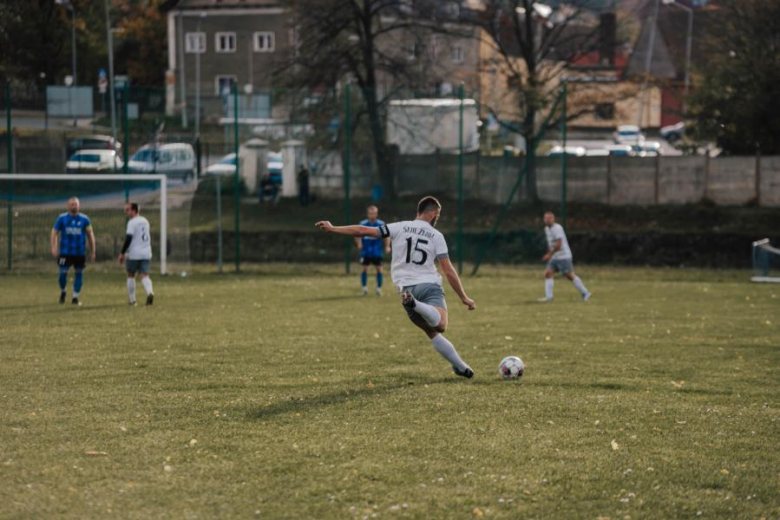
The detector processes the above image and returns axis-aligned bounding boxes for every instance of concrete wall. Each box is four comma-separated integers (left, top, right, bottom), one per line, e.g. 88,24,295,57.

308,151,780,207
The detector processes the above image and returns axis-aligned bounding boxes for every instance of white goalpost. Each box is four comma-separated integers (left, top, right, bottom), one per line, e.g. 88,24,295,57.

751,239,780,283
0,174,170,275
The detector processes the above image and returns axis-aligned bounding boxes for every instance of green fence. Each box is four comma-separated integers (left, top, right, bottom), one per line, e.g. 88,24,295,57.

2,80,573,274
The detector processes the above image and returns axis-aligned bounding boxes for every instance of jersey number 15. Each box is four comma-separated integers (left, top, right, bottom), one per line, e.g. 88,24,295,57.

405,237,428,265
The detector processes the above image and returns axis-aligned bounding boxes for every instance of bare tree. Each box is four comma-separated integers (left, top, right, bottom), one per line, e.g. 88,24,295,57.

476,0,623,201
278,0,451,199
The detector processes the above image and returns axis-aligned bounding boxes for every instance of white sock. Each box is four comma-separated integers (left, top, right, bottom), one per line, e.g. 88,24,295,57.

431,334,469,372
412,298,442,328
141,277,153,295
545,278,554,299
572,276,588,295
72,292,80,298
127,279,136,302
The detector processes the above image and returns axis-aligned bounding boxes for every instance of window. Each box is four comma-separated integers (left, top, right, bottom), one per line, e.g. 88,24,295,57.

215,75,237,96
408,42,418,61
215,32,236,53
185,32,206,53
451,46,464,63
596,103,615,120
254,32,275,52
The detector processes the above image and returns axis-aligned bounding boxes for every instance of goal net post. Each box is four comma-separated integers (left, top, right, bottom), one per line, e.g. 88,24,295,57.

751,239,780,283
0,174,193,275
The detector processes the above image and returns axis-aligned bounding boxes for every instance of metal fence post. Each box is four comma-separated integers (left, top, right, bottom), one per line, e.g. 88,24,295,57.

457,83,465,275
233,82,240,272
216,175,223,273
123,82,129,201
6,81,12,269
561,81,567,229
344,83,352,275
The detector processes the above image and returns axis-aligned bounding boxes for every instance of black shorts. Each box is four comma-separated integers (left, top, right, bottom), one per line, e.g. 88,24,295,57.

360,256,383,267
58,255,86,270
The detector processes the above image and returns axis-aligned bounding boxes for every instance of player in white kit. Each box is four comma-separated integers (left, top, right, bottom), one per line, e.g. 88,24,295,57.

316,196,476,378
540,211,591,302
118,202,155,306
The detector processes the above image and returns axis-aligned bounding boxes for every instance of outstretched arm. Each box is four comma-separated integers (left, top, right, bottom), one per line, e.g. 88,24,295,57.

438,257,476,310
315,221,381,238
87,227,96,262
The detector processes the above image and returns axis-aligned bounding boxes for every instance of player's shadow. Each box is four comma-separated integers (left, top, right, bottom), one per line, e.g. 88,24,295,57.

297,295,367,303
3,304,130,315
246,376,460,420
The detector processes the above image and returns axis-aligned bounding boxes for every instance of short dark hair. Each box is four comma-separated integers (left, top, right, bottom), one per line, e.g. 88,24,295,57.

417,196,441,215
128,202,140,213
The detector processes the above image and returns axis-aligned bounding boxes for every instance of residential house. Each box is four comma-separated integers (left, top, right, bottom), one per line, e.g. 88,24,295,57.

163,0,290,122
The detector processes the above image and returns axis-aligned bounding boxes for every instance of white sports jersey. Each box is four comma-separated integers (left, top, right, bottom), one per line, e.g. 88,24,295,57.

545,223,572,260
380,220,449,287
126,216,153,260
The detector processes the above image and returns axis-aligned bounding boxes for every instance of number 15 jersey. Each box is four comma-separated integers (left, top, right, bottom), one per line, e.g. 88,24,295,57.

379,220,449,288
126,216,153,260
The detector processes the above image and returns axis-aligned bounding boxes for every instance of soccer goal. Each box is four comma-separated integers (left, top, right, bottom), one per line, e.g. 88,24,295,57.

751,239,780,283
0,174,194,275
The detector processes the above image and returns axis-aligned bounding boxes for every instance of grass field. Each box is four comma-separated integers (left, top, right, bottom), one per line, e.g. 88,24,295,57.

1,265,778,519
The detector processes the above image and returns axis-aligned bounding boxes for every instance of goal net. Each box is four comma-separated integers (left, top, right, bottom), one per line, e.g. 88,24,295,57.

0,174,195,274
751,239,780,283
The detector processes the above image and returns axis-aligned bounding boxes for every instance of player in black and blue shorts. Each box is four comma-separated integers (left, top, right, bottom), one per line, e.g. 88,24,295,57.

356,205,390,296
50,197,96,305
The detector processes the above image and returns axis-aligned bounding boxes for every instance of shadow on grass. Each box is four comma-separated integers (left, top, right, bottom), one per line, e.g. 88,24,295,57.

246,375,469,420
297,295,366,303
2,304,130,314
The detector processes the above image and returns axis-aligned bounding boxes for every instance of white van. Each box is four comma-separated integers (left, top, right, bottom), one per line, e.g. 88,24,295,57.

128,143,196,181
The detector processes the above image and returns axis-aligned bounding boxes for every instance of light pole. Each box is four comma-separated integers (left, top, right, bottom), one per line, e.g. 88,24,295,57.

195,13,206,138
56,0,77,125
662,0,693,103
104,0,117,148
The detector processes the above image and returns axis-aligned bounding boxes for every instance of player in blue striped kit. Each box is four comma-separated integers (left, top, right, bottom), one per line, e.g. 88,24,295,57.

50,197,96,305
356,205,391,296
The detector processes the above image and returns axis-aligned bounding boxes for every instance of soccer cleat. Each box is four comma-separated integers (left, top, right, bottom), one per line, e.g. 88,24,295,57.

453,366,474,379
59,292,66,305
129,300,137,306
537,297,553,303
71,297,81,306
376,288,382,297
582,291,592,302
401,290,416,309
146,294,154,306
361,287,368,296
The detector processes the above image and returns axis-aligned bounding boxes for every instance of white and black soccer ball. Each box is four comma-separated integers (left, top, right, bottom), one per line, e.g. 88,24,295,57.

499,356,525,380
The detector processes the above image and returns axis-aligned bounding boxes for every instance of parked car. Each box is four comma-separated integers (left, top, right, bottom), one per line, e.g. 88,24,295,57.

128,143,196,181
546,145,586,157
267,151,283,174
605,145,635,157
204,151,284,177
205,153,237,176
633,141,663,157
66,149,124,173
659,122,685,143
613,125,645,145
66,135,121,159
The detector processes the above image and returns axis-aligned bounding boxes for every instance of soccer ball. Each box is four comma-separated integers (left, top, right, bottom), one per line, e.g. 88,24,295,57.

499,356,525,380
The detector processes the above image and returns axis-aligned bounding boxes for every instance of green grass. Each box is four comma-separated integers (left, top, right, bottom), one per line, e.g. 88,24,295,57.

1,265,778,519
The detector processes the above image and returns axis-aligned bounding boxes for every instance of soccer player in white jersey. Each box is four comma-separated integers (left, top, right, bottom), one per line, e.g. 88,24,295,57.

316,196,476,378
118,202,155,306
540,211,591,302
